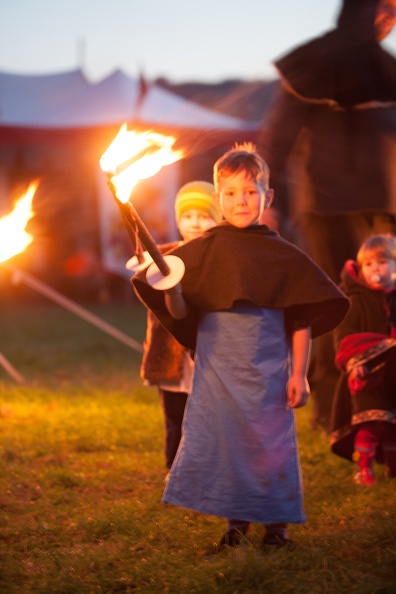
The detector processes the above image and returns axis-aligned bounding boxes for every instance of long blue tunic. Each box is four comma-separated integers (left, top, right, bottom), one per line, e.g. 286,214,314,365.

162,304,306,524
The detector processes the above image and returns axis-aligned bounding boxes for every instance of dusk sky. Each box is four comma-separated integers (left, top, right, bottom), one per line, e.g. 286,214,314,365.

1,0,396,84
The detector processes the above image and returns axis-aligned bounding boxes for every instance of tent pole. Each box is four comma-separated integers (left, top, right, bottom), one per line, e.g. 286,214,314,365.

2,264,143,353
0,351,25,384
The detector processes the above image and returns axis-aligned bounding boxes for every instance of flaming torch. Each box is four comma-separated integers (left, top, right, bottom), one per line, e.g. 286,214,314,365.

100,124,185,290
0,181,37,264
0,180,142,363
0,181,38,383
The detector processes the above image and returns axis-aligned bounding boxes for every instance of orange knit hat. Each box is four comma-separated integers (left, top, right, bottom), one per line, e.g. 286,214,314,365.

174,181,222,224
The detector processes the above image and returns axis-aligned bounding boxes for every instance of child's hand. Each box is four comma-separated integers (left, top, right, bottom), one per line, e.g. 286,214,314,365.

287,374,310,409
349,365,367,382
347,364,369,395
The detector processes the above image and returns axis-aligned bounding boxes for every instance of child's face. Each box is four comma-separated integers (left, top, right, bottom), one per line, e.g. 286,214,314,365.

360,250,396,290
178,209,217,242
216,171,273,228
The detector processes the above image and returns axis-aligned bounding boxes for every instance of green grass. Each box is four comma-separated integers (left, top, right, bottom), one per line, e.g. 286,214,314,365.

0,300,396,593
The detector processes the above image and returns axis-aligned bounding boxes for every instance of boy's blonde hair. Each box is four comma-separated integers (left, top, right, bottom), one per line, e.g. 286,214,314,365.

357,234,396,264
213,142,270,191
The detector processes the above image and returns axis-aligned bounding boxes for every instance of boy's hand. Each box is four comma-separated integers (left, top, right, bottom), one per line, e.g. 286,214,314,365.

164,283,189,319
289,326,311,408
287,373,310,409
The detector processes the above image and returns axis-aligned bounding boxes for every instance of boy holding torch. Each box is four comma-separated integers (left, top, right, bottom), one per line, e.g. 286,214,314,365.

133,143,349,551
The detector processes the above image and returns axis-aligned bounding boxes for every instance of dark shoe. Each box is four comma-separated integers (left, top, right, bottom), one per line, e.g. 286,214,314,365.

262,533,294,549
218,528,245,549
203,529,245,558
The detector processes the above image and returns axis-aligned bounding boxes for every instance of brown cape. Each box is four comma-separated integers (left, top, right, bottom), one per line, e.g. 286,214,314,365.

132,223,349,351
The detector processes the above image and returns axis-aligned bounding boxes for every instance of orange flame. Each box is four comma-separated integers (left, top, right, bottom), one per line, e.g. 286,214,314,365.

0,181,38,263
100,124,183,203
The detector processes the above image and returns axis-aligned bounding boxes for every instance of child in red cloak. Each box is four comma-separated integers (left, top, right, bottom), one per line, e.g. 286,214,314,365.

330,234,396,485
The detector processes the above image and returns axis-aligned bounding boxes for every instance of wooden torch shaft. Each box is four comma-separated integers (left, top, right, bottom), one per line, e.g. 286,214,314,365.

127,201,170,276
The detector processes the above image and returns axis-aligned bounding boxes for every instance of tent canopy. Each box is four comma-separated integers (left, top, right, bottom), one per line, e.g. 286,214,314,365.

0,69,253,131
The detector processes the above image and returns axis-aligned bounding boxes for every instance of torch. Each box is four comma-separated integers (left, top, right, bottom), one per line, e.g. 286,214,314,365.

100,125,185,290
0,180,143,365
0,181,38,383
0,181,37,264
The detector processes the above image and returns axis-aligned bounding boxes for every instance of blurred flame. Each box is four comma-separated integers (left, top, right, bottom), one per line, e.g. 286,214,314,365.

0,181,38,263
100,124,183,203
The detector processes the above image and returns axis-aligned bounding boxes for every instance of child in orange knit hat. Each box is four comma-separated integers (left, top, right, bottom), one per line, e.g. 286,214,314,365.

139,180,221,468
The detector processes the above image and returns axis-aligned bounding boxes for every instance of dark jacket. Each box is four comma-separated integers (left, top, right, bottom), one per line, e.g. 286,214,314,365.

334,260,396,351
330,260,396,461
259,0,396,218
140,241,188,385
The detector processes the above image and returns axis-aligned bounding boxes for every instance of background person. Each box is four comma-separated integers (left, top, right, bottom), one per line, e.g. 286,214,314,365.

258,0,396,432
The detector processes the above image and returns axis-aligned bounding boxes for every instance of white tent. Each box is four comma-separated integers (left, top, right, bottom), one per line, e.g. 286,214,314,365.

0,69,253,131
0,69,256,285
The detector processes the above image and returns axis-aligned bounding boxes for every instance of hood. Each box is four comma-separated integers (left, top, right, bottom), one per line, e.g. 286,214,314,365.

275,0,396,109
340,259,396,297
337,0,379,41
340,259,374,294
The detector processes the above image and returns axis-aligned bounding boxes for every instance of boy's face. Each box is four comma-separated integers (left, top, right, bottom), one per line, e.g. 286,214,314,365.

360,249,396,290
178,208,217,242
216,171,273,228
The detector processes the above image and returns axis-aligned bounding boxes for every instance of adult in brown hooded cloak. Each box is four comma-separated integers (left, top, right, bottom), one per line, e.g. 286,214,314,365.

258,0,396,431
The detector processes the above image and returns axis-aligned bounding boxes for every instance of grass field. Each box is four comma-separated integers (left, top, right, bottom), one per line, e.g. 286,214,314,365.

0,298,395,593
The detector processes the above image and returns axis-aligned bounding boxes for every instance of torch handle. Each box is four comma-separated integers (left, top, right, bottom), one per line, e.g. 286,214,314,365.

117,202,146,264
127,201,170,277
107,179,146,264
